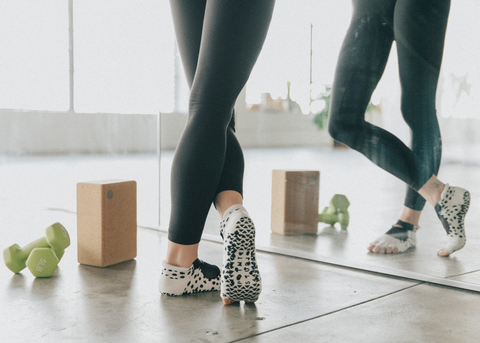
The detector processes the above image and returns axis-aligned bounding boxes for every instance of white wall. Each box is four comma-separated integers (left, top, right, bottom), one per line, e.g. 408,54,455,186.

1,89,478,157
0,104,332,155
159,112,332,151
0,109,157,155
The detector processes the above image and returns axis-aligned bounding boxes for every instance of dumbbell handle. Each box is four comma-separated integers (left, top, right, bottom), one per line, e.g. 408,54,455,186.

319,213,338,223
15,237,51,260
54,249,65,261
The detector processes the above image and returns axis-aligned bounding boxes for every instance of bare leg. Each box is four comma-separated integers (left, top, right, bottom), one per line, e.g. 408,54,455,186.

215,190,243,219
164,190,243,269
165,242,199,268
398,207,422,227
417,175,445,207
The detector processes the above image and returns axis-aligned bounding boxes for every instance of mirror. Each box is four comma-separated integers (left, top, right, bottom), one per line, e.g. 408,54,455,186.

183,1,480,291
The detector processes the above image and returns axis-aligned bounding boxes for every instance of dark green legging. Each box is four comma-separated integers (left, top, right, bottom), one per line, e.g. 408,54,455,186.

328,0,450,211
168,0,275,244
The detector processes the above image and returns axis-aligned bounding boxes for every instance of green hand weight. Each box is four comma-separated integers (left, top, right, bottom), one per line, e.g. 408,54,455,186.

26,248,60,278
3,222,70,274
318,194,350,230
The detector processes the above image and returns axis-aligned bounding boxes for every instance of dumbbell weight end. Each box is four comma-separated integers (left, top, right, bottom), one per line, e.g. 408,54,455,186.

3,237,50,274
26,248,60,278
3,222,69,274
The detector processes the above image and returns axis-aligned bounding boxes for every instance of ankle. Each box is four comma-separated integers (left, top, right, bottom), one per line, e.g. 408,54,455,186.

398,207,421,227
166,241,199,268
165,257,196,269
222,204,247,221
215,191,243,218
418,176,445,206
397,217,419,227
432,183,445,205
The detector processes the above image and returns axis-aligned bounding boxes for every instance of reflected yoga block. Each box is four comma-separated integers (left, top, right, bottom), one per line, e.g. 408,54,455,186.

271,170,320,235
77,180,137,267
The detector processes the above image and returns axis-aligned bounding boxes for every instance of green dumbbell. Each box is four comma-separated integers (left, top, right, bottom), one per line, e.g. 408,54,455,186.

318,194,350,230
26,248,61,278
3,222,70,274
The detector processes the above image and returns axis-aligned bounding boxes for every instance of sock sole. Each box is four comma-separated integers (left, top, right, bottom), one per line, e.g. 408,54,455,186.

221,208,261,303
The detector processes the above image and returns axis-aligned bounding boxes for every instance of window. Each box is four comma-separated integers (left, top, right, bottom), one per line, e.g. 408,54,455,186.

74,0,175,114
246,1,352,114
0,0,176,114
0,1,69,111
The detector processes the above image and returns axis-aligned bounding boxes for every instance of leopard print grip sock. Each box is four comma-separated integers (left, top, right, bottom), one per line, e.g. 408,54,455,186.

159,259,220,296
435,184,471,255
220,205,262,303
369,220,420,253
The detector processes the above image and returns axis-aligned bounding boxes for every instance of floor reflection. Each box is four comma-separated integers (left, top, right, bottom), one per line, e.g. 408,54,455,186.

200,147,480,287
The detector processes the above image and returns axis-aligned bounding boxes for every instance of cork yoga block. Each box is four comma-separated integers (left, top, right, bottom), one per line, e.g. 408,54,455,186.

77,180,137,267
271,170,320,235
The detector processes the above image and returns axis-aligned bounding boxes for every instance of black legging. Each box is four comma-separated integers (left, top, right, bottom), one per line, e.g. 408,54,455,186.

168,0,275,245
328,0,450,211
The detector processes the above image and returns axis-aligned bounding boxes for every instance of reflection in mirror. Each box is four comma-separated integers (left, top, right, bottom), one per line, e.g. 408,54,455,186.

192,1,480,289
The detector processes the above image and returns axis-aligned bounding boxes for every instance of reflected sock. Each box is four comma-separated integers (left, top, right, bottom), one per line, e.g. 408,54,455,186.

369,220,419,253
435,184,471,255
159,259,220,296
220,204,262,303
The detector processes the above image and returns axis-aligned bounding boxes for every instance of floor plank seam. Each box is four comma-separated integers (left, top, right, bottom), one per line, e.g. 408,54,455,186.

445,269,480,279
229,284,423,343
43,207,77,214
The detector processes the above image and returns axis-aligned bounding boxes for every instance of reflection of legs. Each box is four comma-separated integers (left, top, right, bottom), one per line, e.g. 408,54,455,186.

162,0,274,300
328,1,421,254
370,0,448,254
382,0,446,254
329,0,422,193
330,0,469,256
395,0,447,210
394,0,470,256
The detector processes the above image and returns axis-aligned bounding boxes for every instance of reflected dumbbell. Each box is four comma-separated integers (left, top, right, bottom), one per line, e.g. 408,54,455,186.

318,194,350,230
3,222,70,276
